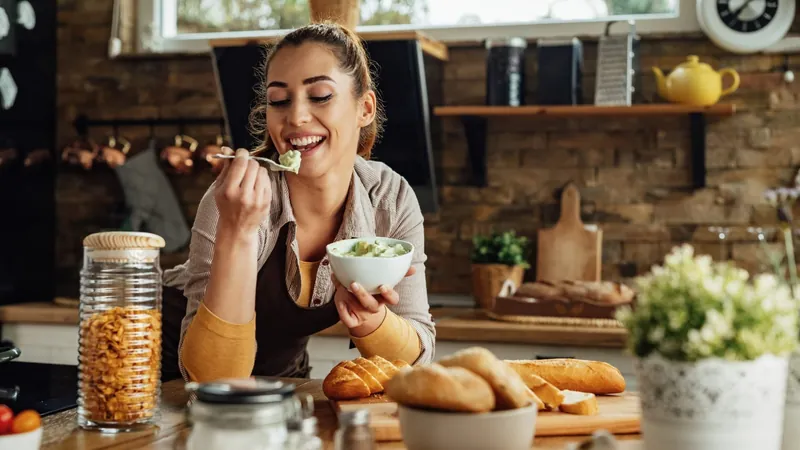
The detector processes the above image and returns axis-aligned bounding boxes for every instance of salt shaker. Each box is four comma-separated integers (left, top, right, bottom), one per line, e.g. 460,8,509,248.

334,409,375,450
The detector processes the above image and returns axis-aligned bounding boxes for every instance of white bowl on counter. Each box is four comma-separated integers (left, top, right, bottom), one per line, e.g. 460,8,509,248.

397,403,537,450
0,427,42,450
325,237,414,295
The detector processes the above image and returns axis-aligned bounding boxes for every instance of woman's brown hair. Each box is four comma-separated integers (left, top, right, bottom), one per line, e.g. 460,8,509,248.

249,22,385,160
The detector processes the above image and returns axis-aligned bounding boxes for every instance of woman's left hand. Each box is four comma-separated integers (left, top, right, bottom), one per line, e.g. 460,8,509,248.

332,267,416,337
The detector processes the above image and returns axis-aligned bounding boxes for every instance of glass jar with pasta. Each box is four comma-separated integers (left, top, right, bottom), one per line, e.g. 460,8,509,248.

77,231,165,432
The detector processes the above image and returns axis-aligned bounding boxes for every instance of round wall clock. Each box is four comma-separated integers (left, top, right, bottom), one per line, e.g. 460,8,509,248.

697,0,796,53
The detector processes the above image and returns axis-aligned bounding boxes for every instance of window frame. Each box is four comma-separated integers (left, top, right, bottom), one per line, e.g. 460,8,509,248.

134,0,702,55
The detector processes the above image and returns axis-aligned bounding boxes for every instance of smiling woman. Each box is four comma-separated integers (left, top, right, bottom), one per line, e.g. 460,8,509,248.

161,22,435,383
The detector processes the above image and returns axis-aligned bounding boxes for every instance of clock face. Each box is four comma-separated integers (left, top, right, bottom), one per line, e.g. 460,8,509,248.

716,0,779,33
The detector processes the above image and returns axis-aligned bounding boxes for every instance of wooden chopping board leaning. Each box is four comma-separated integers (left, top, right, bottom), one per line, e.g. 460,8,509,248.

536,182,602,282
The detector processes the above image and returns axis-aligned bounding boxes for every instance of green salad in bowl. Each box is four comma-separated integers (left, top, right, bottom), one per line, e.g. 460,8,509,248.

325,238,414,295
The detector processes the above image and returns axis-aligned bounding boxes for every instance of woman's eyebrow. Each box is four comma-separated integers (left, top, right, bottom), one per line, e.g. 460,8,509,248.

266,75,336,89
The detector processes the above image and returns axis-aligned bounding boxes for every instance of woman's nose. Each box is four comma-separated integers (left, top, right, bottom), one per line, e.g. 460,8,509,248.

287,102,311,126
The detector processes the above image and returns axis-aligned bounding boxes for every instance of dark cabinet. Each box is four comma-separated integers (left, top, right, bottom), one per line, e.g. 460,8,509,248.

0,0,57,305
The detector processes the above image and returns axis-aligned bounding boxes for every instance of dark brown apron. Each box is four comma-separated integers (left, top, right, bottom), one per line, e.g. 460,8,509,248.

161,224,340,381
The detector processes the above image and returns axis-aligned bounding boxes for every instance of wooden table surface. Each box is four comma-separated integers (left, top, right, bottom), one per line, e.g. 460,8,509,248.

39,378,644,450
0,302,627,348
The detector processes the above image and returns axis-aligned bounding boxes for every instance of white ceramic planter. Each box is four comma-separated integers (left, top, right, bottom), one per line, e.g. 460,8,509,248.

783,349,800,450
635,353,789,450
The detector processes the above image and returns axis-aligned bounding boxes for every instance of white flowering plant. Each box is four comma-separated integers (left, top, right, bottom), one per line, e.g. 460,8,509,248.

615,244,800,362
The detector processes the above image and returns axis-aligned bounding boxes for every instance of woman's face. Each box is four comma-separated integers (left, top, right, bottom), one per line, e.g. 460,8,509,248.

265,42,375,179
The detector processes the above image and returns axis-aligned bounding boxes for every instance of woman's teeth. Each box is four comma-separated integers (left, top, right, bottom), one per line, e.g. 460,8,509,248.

289,136,325,150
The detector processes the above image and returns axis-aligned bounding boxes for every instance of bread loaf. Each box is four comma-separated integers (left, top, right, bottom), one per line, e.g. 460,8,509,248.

505,359,626,394
437,347,535,410
513,370,564,410
559,390,598,415
384,363,496,413
322,355,409,400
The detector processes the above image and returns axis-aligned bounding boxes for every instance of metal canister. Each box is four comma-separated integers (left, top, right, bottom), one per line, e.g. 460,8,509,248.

485,37,528,106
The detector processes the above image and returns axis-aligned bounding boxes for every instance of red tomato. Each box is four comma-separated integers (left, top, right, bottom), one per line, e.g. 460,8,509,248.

0,405,12,434
10,410,40,434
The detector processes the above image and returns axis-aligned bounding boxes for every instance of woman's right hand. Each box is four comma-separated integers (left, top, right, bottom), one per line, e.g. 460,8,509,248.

214,148,271,236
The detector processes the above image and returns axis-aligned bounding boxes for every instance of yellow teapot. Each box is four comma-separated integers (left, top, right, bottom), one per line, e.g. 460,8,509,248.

652,55,739,106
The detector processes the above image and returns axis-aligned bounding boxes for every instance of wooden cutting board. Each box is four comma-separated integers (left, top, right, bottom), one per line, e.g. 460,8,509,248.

536,182,602,282
331,393,640,442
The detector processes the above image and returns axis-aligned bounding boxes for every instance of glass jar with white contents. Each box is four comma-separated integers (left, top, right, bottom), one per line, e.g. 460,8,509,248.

185,378,314,450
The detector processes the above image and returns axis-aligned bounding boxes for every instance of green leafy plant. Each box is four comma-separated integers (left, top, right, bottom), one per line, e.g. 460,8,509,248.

615,244,800,362
470,230,530,268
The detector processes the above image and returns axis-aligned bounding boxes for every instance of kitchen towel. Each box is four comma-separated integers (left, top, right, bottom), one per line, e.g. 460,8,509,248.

114,141,190,253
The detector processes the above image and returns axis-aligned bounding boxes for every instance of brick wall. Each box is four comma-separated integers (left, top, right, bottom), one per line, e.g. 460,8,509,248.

54,1,800,296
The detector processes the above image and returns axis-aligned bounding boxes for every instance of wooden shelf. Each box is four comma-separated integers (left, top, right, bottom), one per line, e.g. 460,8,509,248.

209,30,448,61
434,103,737,189
434,103,737,117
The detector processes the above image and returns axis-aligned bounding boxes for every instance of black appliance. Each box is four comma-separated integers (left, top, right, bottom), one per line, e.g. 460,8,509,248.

0,0,57,305
536,37,583,105
211,38,440,214
0,348,77,416
485,37,527,107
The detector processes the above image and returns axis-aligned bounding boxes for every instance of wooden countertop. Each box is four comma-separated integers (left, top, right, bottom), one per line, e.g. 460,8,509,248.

0,302,627,348
38,378,644,449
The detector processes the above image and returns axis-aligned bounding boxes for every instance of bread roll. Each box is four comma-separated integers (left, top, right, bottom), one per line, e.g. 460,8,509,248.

505,359,626,394
438,347,534,410
323,356,409,400
559,390,598,415
384,363,496,413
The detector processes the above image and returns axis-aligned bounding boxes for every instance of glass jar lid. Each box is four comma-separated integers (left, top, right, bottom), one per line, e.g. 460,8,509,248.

186,378,296,405
83,231,165,264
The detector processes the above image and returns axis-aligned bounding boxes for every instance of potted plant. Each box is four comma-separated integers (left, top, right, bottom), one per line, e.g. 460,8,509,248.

764,185,800,450
470,230,530,310
616,243,799,450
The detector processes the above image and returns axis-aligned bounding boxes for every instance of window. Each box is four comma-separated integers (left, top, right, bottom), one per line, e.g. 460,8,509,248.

134,0,700,54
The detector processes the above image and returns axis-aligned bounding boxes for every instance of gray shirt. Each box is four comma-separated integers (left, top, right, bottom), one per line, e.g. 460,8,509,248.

163,156,436,365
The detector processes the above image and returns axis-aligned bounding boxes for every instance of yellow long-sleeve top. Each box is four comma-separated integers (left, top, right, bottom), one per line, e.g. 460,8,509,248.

180,260,422,382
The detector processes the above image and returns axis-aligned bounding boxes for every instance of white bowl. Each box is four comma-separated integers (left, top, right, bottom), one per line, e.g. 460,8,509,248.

325,237,414,295
0,426,42,450
398,403,537,450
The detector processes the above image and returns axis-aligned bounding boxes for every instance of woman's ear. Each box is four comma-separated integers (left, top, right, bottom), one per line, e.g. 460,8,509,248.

357,90,377,128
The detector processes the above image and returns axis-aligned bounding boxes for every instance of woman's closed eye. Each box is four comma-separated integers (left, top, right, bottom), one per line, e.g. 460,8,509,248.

267,94,333,107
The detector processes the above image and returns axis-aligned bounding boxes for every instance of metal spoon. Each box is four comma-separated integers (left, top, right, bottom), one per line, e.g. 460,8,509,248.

211,153,297,173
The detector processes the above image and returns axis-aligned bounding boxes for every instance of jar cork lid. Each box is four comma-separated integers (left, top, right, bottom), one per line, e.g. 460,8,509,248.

83,232,166,250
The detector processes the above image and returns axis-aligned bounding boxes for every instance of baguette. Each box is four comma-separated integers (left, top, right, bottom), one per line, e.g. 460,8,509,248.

559,390,598,415
505,359,626,394
513,370,564,410
322,355,409,400
384,363,496,413
438,347,534,410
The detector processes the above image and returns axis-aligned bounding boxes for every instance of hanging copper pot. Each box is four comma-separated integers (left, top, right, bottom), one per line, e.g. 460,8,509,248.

161,134,198,174
0,148,18,169
198,135,232,174
98,135,131,168
61,139,99,170
24,149,51,167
